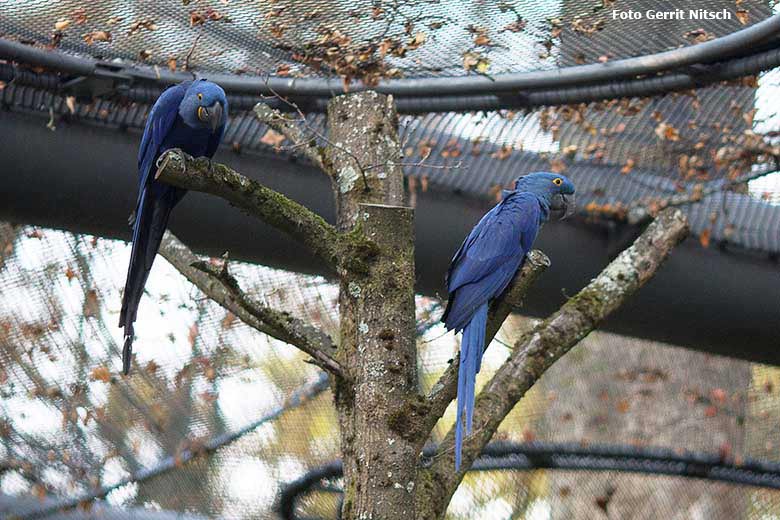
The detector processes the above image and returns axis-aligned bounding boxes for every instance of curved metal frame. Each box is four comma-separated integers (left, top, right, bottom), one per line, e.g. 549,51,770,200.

278,441,780,519
0,14,779,113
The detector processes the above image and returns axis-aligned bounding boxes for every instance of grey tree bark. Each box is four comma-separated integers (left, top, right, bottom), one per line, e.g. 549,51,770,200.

327,92,419,520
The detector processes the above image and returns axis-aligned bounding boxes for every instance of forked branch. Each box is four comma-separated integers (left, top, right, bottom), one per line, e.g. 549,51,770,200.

159,231,345,378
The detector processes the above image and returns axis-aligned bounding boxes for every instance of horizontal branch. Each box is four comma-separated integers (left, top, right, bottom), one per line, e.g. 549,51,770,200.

254,103,329,173
415,250,550,439
158,231,345,378
156,150,378,274
416,208,689,519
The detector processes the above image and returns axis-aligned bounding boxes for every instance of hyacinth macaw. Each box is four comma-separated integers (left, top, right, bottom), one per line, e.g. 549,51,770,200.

442,172,575,469
119,79,227,375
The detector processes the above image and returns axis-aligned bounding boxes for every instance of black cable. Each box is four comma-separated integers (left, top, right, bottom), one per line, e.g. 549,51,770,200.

278,441,780,520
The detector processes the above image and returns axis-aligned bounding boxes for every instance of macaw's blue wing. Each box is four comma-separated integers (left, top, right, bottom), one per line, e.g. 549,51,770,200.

442,190,542,470
443,192,541,332
119,83,189,375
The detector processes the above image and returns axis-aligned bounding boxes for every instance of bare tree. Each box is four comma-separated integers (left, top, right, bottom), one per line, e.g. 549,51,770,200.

151,91,689,519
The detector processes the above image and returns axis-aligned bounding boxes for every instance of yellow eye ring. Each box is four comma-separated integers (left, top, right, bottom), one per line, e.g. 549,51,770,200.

197,93,203,101
553,177,563,186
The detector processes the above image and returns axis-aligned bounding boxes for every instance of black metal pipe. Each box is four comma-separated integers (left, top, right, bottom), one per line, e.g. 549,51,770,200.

3,44,780,115
278,441,780,519
1,14,778,100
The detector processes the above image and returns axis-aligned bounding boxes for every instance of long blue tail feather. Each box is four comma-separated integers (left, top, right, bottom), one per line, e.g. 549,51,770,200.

455,302,488,470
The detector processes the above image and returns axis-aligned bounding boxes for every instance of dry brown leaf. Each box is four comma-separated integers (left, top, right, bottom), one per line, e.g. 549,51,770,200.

71,7,87,25
260,129,285,147
462,52,489,73
221,312,236,329
128,19,158,35
65,96,76,115
735,9,749,25
491,145,512,160
55,19,71,31
620,158,635,175
83,290,100,318
82,31,111,45
188,322,199,347
502,19,526,33
654,122,680,141
90,366,111,383
699,228,711,248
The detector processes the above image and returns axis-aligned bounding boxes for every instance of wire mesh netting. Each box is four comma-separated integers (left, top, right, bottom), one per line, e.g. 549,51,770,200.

0,0,773,80
2,222,780,518
1,0,780,518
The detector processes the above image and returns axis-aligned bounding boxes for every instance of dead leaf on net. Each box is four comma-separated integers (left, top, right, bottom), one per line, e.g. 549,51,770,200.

620,158,635,175
550,158,567,173
128,19,158,36
549,18,563,38
654,122,680,142
64,266,77,281
491,145,512,160
699,229,711,248
83,289,100,318
683,28,713,43
502,19,526,33
188,322,199,347
260,129,285,147
200,390,218,403
407,32,427,51
743,108,757,126
90,366,111,383
462,52,490,73
735,9,749,25
71,7,88,25
82,31,111,45
221,311,236,329
65,96,76,115
167,57,177,71
54,19,72,31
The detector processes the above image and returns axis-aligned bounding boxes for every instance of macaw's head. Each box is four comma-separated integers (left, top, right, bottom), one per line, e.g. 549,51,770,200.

514,172,576,219
179,79,228,132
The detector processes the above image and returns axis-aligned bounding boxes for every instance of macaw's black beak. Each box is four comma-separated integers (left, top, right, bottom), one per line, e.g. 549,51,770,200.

199,102,223,132
208,102,222,133
551,193,576,220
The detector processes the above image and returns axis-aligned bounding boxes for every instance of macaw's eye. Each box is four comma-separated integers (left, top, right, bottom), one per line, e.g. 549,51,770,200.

552,177,563,186
197,93,203,101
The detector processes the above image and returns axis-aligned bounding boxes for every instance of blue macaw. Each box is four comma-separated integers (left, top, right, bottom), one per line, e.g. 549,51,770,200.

119,79,228,375
442,172,575,469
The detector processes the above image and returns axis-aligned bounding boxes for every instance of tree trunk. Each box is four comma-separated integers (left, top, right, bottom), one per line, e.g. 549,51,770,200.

327,92,419,520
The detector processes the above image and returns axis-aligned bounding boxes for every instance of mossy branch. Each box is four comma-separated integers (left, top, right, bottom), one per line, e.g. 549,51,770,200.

415,208,689,519
158,231,345,379
155,150,378,275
